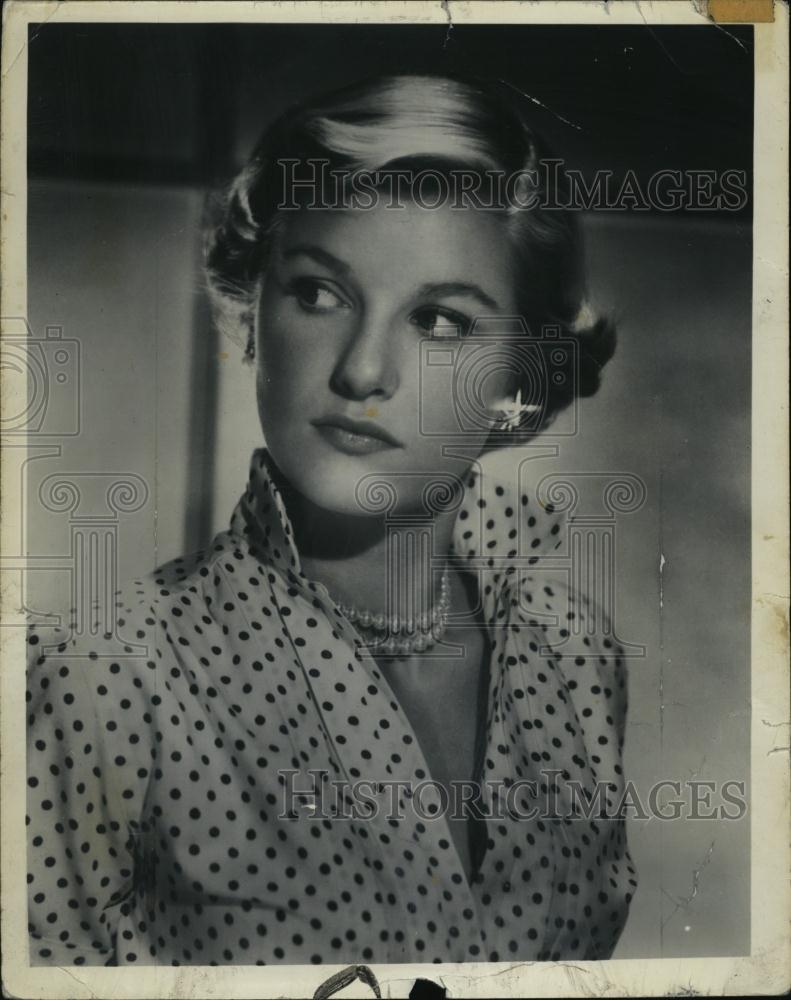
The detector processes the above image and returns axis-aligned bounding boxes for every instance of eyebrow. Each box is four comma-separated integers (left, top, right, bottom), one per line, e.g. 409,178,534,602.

414,282,501,311
280,245,351,276
280,245,502,310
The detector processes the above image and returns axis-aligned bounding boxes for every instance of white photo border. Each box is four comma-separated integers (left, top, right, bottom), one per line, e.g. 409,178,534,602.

2,2,788,997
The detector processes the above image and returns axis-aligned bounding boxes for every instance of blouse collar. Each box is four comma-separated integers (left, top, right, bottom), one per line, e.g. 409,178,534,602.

229,446,305,581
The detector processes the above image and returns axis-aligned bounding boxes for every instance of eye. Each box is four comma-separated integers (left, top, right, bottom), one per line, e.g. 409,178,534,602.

289,278,350,312
411,307,470,337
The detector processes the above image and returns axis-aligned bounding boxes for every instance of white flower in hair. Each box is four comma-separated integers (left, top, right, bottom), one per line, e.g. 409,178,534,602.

493,388,540,431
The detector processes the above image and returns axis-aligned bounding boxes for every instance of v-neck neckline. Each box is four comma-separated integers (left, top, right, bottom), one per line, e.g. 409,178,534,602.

347,596,499,905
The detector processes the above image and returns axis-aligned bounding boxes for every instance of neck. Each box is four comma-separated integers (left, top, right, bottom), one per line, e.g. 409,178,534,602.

275,477,460,617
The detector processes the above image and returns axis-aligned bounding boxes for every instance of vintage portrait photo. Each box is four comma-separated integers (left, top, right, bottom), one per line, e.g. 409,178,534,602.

1,1,788,997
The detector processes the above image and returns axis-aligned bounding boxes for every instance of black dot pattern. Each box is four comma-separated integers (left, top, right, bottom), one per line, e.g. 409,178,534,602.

26,446,637,966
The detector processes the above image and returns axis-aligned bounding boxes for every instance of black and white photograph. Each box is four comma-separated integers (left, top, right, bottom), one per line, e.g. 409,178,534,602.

1,1,788,997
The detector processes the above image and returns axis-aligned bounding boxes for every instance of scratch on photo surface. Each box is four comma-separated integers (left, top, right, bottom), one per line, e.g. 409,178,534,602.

475,961,540,981
497,80,584,132
440,0,454,50
3,1,64,79
636,4,684,72
661,840,716,931
686,753,707,780
691,0,751,53
762,716,791,757
58,966,98,999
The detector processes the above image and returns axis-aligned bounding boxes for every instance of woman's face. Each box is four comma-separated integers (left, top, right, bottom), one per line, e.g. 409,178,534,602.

254,198,520,515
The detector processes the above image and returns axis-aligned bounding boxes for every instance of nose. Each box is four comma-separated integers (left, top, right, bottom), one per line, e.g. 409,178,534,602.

329,314,400,401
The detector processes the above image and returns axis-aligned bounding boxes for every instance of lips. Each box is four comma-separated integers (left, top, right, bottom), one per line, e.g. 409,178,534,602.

313,415,403,448
311,414,403,456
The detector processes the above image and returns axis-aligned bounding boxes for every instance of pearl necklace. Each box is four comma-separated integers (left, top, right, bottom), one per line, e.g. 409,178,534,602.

337,568,451,657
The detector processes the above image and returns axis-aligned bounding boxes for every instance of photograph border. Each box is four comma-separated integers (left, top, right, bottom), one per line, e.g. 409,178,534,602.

2,1,788,997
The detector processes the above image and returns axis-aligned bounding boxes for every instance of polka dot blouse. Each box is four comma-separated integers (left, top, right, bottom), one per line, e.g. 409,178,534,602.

26,446,637,966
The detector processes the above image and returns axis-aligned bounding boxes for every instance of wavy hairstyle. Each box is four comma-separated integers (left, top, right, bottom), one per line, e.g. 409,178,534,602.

204,73,617,443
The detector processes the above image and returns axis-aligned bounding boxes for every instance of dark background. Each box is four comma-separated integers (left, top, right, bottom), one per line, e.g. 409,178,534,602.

29,22,753,202
26,22,753,960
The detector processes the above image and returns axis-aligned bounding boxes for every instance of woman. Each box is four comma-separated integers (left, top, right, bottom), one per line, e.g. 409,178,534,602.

26,74,636,966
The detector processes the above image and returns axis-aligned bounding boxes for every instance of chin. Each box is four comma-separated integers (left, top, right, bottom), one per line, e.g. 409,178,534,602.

301,469,382,517
266,440,399,517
